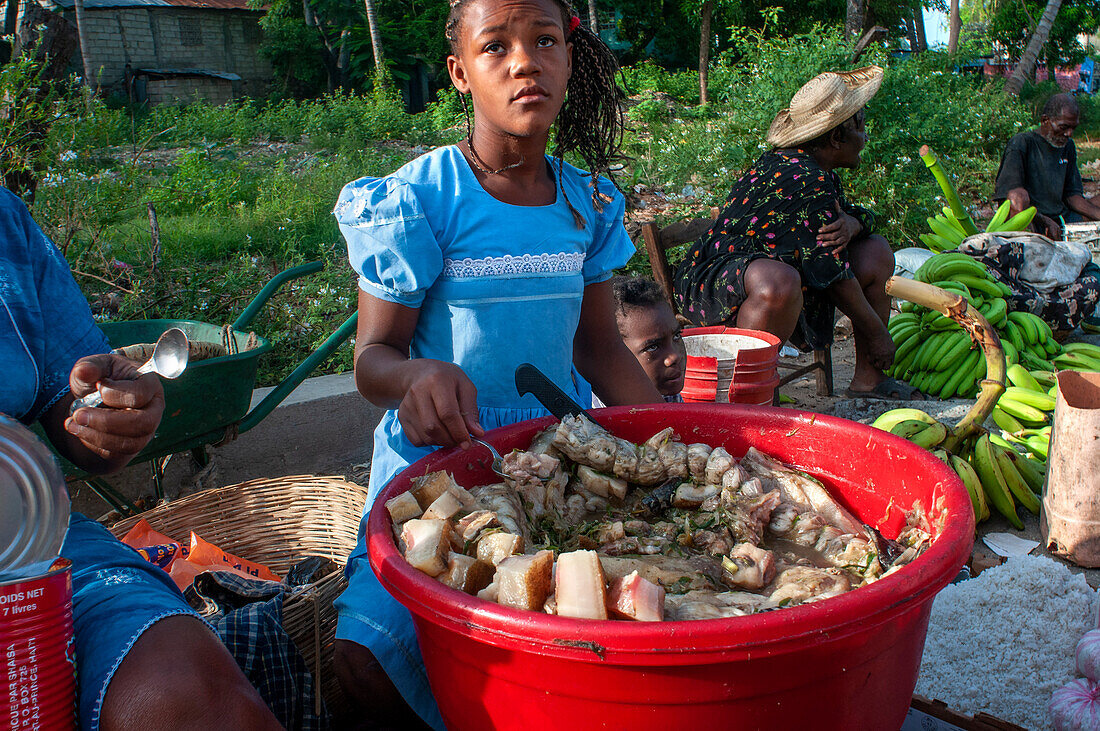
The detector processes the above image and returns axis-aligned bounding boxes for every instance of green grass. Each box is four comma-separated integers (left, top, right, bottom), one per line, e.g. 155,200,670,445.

1078,145,1100,166
34,140,423,386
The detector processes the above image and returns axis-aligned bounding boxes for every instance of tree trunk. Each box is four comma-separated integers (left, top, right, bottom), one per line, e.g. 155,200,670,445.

1005,0,1064,96
845,0,864,41
948,0,961,54
3,0,19,37
337,28,350,89
904,16,917,52
72,0,94,89
587,0,598,35
698,0,712,105
913,8,928,52
364,0,384,76
3,0,20,63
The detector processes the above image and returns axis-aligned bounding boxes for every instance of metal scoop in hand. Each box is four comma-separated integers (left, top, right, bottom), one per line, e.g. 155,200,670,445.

71,327,190,413
470,438,508,479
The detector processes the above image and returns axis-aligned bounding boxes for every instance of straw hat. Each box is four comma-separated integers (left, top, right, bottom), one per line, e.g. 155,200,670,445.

766,66,884,148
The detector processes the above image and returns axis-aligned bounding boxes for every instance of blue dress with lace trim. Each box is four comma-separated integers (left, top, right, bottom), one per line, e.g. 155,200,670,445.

332,146,635,728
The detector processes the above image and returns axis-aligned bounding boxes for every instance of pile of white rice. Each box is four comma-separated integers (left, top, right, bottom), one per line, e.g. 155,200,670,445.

916,555,1099,730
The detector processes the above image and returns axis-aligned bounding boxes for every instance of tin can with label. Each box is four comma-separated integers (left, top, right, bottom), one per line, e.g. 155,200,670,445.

0,415,75,729
1,559,76,730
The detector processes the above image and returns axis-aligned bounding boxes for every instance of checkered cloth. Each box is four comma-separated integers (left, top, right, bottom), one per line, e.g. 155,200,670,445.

186,572,328,730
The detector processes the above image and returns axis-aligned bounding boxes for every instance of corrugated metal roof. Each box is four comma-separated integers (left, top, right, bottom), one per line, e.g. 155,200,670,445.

162,0,256,10
45,0,257,10
134,67,242,80
47,0,172,8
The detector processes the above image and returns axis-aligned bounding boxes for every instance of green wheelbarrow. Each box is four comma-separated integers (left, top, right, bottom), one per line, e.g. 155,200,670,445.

58,261,358,516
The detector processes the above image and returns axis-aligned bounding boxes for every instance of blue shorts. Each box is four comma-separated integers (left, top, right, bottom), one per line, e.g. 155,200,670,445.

62,513,204,731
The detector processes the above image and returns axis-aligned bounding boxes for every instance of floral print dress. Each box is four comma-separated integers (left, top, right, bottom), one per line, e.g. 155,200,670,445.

673,149,874,349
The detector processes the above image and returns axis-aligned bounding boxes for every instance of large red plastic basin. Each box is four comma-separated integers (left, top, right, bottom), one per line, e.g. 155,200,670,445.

368,404,973,731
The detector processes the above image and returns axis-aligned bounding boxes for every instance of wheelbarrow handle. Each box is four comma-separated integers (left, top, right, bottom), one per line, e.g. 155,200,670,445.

237,310,359,435
232,261,325,331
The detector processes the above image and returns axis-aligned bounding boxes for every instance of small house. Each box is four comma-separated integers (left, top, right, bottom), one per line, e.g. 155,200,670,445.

17,0,272,103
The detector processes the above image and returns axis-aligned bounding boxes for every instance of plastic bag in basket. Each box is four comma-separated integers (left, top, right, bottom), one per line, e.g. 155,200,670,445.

186,533,280,583
121,519,280,589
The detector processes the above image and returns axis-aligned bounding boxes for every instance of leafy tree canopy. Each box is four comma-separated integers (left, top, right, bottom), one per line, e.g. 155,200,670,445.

963,0,1100,65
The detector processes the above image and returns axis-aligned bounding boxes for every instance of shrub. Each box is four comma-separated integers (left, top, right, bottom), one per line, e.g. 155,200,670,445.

620,61,700,105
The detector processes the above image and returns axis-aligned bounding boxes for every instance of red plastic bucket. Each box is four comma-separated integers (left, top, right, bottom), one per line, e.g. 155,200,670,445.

368,404,973,731
1,559,76,730
681,327,780,405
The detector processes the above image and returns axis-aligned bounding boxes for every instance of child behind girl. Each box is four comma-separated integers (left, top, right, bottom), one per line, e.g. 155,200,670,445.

593,276,686,407
330,1,662,727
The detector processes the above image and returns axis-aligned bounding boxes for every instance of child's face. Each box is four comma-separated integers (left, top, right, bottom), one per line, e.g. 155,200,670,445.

618,304,686,397
447,0,572,142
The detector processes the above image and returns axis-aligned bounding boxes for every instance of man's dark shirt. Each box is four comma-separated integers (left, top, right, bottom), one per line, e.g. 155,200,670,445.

994,129,1084,219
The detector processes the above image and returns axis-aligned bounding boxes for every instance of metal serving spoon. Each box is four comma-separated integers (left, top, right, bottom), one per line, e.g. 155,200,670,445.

470,437,508,479
71,327,190,413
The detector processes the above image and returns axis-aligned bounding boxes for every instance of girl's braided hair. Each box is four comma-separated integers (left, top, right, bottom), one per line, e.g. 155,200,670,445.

445,0,626,225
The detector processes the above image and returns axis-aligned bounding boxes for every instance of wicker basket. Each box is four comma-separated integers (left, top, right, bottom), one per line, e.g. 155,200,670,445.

109,475,368,717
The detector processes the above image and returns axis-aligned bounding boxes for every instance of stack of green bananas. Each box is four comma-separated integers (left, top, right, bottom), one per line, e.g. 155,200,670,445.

918,200,1037,253
1053,341,1100,372
990,364,1056,433
886,312,986,400
989,350,1100,477
887,252,1067,398
995,426,1051,464
988,366,1055,485
872,408,1046,531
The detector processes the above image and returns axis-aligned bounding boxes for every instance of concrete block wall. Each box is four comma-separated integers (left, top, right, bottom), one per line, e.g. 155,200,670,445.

145,76,234,106
62,5,271,100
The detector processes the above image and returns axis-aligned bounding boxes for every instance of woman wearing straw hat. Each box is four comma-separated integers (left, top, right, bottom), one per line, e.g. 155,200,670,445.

674,66,918,400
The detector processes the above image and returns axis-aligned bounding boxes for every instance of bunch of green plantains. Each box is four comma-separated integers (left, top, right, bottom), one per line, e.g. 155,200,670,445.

887,252,1067,400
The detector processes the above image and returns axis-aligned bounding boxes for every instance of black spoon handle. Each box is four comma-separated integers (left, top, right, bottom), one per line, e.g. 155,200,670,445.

514,363,600,425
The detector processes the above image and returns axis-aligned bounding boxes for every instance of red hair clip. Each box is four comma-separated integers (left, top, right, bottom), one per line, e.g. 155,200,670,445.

568,15,581,33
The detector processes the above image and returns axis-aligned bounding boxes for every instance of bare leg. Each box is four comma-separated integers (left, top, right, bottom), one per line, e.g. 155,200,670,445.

735,258,804,342
835,235,899,393
334,639,431,731
101,615,280,731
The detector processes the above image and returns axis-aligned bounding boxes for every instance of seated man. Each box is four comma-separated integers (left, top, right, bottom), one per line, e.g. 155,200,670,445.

674,67,906,399
994,92,1100,239
1,186,281,731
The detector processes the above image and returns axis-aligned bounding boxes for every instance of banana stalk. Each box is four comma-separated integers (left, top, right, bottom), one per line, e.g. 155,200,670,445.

885,276,1006,452
919,145,981,236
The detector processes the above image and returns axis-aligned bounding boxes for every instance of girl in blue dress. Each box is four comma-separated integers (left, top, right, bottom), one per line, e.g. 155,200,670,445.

331,0,663,727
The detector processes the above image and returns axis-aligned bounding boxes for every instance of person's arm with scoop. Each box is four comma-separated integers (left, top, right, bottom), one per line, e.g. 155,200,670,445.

0,186,281,731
